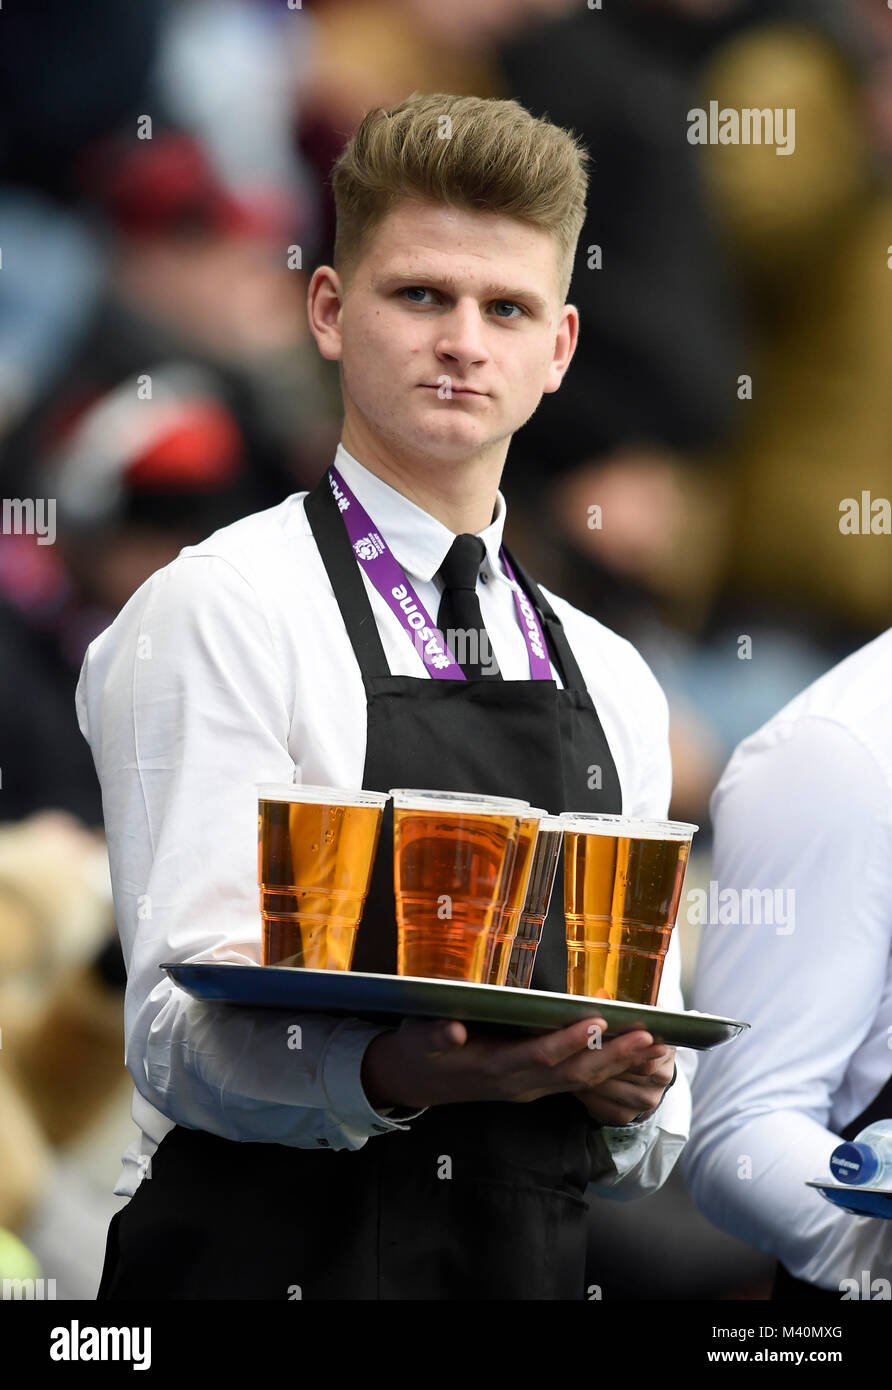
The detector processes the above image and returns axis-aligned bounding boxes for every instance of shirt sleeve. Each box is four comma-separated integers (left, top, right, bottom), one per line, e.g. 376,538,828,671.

681,716,892,1287
586,644,696,1198
76,553,425,1151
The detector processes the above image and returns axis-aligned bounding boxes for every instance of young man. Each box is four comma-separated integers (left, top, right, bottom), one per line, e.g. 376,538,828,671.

79,92,693,1301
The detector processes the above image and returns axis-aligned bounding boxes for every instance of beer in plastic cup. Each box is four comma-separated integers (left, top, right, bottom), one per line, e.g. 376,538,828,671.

258,784,388,969
561,813,698,1005
484,808,545,985
503,814,565,989
389,789,528,982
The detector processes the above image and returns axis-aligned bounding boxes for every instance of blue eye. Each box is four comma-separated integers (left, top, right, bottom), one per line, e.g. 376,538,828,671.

492,301,523,319
400,288,524,318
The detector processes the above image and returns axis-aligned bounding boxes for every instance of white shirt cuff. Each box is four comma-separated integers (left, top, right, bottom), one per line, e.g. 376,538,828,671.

319,1018,427,1136
586,1063,678,1186
597,1108,661,1166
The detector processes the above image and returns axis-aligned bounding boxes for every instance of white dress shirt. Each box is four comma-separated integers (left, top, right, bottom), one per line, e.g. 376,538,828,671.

76,442,694,1199
682,628,892,1288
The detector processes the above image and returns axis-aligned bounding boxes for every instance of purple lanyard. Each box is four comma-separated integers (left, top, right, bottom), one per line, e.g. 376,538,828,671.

327,465,552,681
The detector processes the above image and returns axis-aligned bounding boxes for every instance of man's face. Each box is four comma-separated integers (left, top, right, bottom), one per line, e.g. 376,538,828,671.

309,200,578,471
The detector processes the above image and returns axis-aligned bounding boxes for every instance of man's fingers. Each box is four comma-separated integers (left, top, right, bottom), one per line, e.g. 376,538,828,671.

598,1028,657,1060
621,1053,672,1077
505,1022,660,1097
610,1066,666,1089
559,1028,666,1090
413,1016,666,1101
509,1016,610,1069
426,1019,468,1054
591,1076,666,1113
508,1020,660,1073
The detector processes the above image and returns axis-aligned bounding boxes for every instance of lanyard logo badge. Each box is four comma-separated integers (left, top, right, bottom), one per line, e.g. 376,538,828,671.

354,533,385,562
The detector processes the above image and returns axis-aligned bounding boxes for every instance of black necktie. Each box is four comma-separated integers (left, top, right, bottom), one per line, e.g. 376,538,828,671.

436,534,501,679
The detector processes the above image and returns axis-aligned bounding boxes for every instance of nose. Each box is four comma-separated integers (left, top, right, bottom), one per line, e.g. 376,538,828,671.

434,298,491,374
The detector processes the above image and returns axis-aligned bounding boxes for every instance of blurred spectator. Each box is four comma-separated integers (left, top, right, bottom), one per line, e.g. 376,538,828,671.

0,0,161,438
0,365,251,826
0,0,161,197
0,811,129,1298
697,22,892,648
0,125,338,504
491,1,876,825
298,0,580,253
0,191,104,438
154,0,321,244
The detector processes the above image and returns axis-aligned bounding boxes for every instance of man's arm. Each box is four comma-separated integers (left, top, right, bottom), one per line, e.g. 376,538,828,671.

682,717,892,1287
77,552,423,1150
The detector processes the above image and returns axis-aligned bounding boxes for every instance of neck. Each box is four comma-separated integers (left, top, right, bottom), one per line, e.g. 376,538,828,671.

339,424,503,535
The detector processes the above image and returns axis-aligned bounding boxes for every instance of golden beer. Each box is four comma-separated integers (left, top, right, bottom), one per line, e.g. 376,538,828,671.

484,810,543,985
504,816,564,990
258,785,387,969
390,790,528,982
562,814,697,1005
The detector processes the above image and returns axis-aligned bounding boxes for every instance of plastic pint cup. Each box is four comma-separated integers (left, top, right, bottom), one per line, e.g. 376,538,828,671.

503,814,565,990
258,784,388,969
389,789,528,982
484,808,545,985
561,813,698,1005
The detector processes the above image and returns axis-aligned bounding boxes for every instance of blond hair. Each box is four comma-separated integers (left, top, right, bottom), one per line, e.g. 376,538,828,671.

330,91,591,305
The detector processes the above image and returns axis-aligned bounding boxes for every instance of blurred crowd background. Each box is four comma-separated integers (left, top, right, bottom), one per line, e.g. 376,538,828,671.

1,0,890,1299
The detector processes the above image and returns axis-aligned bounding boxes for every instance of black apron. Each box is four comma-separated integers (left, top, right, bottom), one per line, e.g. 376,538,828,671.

772,1072,892,1300
97,470,623,1301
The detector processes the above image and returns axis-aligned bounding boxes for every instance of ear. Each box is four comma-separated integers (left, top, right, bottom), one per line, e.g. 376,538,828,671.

542,303,579,395
307,266,345,362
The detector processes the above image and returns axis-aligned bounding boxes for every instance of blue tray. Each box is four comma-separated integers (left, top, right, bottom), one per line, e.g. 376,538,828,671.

806,1180,892,1220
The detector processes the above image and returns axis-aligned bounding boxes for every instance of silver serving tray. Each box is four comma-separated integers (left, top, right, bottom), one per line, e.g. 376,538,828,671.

162,962,748,1050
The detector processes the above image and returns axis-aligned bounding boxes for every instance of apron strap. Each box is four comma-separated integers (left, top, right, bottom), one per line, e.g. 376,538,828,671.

840,1069,892,1142
501,545,587,693
304,470,393,680
305,468,590,693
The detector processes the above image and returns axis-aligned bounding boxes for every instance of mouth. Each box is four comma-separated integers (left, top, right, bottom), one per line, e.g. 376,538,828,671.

420,385,487,397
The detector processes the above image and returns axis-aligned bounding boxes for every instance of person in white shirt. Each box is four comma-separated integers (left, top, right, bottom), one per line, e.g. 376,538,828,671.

79,90,692,1300
683,629,892,1299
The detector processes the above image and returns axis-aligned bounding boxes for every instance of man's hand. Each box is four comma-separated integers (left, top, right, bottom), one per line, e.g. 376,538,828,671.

360,1015,671,1112
574,1045,676,1126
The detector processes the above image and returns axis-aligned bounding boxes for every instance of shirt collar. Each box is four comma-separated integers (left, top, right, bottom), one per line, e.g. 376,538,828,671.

331,442,510,585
